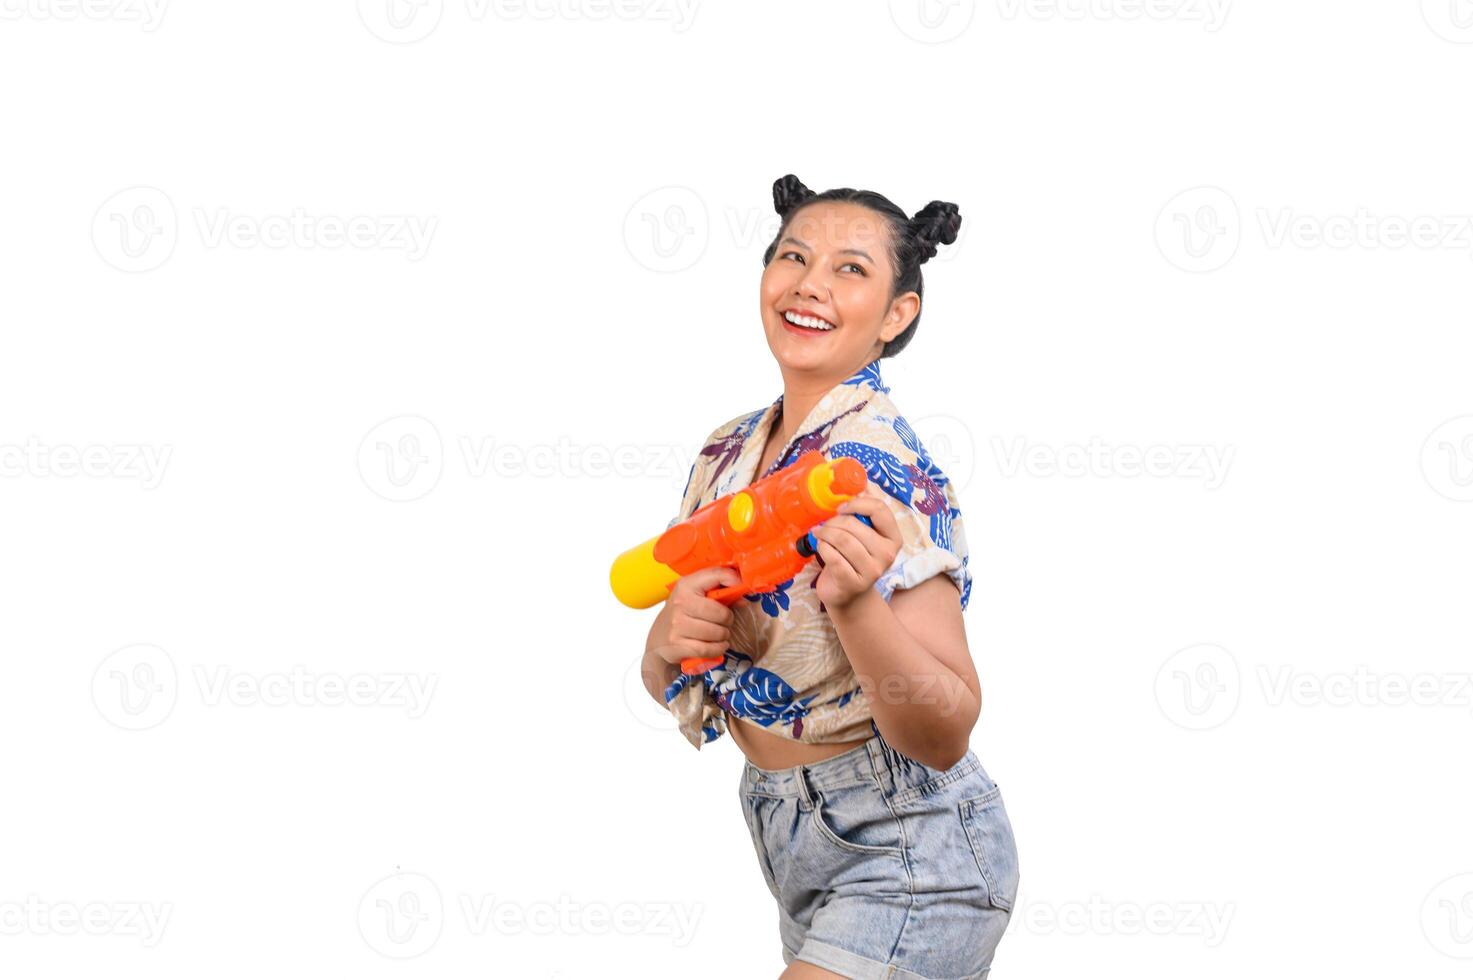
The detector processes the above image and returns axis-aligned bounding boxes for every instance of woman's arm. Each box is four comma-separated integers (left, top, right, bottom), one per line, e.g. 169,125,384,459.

810,494,980,771
641,602,680,706
827,576,980,771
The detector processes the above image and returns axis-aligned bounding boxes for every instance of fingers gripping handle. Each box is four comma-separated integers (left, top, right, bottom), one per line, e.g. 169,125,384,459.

674,574,745,675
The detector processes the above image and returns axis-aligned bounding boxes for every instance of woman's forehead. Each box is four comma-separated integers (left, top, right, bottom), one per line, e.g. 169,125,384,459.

786,202,890,250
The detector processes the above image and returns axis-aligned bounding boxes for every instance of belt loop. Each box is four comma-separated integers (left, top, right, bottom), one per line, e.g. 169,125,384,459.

795,766,815,812
867,730,894,797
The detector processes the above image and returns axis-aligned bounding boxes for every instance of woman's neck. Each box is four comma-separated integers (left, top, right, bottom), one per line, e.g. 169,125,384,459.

773,352,874,445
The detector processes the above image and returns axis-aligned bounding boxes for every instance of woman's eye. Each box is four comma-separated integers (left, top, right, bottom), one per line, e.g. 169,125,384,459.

782,251,804,263
843,263,865,275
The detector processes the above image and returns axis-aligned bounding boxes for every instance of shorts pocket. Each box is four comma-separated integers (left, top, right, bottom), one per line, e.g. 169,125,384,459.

959,785,1020,912
808,782,905,858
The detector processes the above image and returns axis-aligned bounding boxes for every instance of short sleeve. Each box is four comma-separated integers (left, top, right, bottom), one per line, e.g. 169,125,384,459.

824,425,972,612
855,480,971,611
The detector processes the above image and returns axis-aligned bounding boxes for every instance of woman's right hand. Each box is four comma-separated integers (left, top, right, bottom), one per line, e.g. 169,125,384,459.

649,566,743,667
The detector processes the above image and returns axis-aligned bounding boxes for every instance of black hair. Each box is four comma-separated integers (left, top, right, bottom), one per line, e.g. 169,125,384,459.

760,173,962,358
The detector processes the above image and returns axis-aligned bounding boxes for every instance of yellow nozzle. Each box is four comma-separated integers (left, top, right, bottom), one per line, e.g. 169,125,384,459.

807,461,855,511
610,534,681,609
727,491,755,532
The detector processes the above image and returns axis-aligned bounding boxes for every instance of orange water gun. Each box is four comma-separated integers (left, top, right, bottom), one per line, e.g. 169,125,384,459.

610,449,870,674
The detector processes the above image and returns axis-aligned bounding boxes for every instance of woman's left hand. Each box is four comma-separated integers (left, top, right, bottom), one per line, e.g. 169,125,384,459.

811,492,904,612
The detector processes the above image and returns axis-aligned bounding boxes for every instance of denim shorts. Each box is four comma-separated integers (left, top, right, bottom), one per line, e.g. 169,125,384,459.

738,727,1019,980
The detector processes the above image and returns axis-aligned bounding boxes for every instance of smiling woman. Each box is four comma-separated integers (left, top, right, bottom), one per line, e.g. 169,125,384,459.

639,174,1018,978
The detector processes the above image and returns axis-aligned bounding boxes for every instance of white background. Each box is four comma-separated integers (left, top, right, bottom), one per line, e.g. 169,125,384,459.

2,1,1471,977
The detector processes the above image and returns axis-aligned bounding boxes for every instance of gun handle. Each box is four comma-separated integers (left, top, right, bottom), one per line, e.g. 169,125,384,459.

677,581,750,674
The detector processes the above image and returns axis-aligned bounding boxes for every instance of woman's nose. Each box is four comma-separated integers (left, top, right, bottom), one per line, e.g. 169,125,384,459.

795,267,830,300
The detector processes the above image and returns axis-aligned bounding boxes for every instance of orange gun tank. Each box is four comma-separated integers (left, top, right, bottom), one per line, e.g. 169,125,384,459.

610,450,869,674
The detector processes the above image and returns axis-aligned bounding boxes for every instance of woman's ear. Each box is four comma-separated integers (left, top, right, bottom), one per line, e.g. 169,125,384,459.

881,291,920,343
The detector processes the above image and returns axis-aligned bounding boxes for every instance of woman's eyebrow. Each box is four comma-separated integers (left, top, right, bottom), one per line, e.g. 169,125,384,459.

780,236,873,263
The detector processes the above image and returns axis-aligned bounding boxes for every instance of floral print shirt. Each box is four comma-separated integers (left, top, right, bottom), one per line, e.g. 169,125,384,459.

662,358,972,750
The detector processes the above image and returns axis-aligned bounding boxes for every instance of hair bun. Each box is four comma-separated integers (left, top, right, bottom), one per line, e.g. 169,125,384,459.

908,201,962,263
772,174,816,217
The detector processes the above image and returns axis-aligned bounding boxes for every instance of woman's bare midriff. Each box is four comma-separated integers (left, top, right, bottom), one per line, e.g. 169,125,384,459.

725,710,872,770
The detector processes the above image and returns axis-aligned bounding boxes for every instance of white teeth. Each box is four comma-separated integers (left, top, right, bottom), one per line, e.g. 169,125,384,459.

783,310,836,331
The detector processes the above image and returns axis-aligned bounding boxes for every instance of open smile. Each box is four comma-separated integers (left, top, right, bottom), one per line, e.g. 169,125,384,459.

779,308,838,336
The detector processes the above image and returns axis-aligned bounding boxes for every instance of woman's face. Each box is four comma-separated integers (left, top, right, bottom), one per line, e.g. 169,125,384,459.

759,200,919,378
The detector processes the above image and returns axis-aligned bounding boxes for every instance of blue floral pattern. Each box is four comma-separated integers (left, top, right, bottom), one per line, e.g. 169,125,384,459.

662,358,972,750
